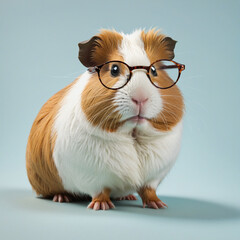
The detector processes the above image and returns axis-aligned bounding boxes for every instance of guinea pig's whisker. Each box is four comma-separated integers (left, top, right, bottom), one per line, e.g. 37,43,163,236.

84,95,114,103
163,104,180,118
117,90,128,96
84,98,115,111
87,104,117,133
153,112,169,129
85,102,113,114
114,102,129,110
87,105,113,125
84,93,114,101
161,95,183,98
101,108,119,132
96,109,113,127
161,112,169,128
114,97,130,102
163,101,184,112
89,113,114,136
162,106,178,122
107,117,115,132
49,71,81,79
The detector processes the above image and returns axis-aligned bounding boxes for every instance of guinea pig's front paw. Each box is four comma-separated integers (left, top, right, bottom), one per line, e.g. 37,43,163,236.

143,199,167,209
87,188,115,211
87,200,115,210
138,187,168,209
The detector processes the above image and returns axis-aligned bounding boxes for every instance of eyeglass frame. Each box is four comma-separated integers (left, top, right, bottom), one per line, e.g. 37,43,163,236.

88,59,185,90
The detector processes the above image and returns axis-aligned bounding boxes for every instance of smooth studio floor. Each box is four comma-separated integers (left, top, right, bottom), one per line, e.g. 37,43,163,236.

1,185,240,240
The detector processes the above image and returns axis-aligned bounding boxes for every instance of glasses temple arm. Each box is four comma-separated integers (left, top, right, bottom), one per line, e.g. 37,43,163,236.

88,66,100,73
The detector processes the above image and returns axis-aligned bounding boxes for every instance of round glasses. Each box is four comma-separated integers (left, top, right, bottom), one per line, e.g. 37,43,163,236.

88,59,185,90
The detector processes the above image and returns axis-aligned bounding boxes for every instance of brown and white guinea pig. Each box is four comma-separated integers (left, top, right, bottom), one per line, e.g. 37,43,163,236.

26,29,185,210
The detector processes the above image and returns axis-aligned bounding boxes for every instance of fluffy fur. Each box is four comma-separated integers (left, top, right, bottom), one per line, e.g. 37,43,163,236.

26,29,184,209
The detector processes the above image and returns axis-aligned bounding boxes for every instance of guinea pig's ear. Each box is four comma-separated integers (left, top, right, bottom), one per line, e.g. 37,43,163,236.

78,36,101,67
161,37,177,59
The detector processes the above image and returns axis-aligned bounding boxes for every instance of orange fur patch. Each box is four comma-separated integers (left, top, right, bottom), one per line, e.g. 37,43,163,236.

138,187,160,204
92,188,111,203
81,30,124,132
93,29,123,65
141,29,175,62
142,30,184,131
26,80,77,197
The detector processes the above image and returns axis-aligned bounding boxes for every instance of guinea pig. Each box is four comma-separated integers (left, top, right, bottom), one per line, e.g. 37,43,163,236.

26,29,185,210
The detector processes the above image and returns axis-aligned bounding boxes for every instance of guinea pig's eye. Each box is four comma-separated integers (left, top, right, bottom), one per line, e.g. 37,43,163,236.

151,66,157,77
110,64,120,77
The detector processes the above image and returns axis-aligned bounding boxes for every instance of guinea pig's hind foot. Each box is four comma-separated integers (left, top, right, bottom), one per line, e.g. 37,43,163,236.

117,194,137,201
87,188,115,211
52,194,72,203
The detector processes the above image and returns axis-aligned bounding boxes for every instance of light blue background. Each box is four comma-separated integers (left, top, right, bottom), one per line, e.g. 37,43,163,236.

1,0,240,239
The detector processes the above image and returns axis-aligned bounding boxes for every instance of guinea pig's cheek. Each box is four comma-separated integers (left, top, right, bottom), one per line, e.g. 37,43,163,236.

81,76,123,132
148,86,184,132
146,91,163,119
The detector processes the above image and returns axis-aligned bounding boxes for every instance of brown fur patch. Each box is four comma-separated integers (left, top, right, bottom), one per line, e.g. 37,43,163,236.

150,86,184,131
142,29,184,131
138,187,160,204
141,29,176,62
26,79,77,197
81,30,124,132
92,188,111,203
93,29,123,65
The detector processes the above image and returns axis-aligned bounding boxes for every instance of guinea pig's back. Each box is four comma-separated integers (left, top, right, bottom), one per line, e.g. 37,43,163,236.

26,79,77,197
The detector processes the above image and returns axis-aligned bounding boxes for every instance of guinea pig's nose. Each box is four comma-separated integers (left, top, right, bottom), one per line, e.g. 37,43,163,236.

131,97,149,106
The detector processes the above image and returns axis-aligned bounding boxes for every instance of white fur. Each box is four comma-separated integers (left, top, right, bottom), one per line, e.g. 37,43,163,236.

114,30,163,133
52,30,183,198
53,72,142,197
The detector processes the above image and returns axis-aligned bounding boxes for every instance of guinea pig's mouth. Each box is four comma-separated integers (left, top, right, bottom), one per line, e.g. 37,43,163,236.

125,115,149,124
